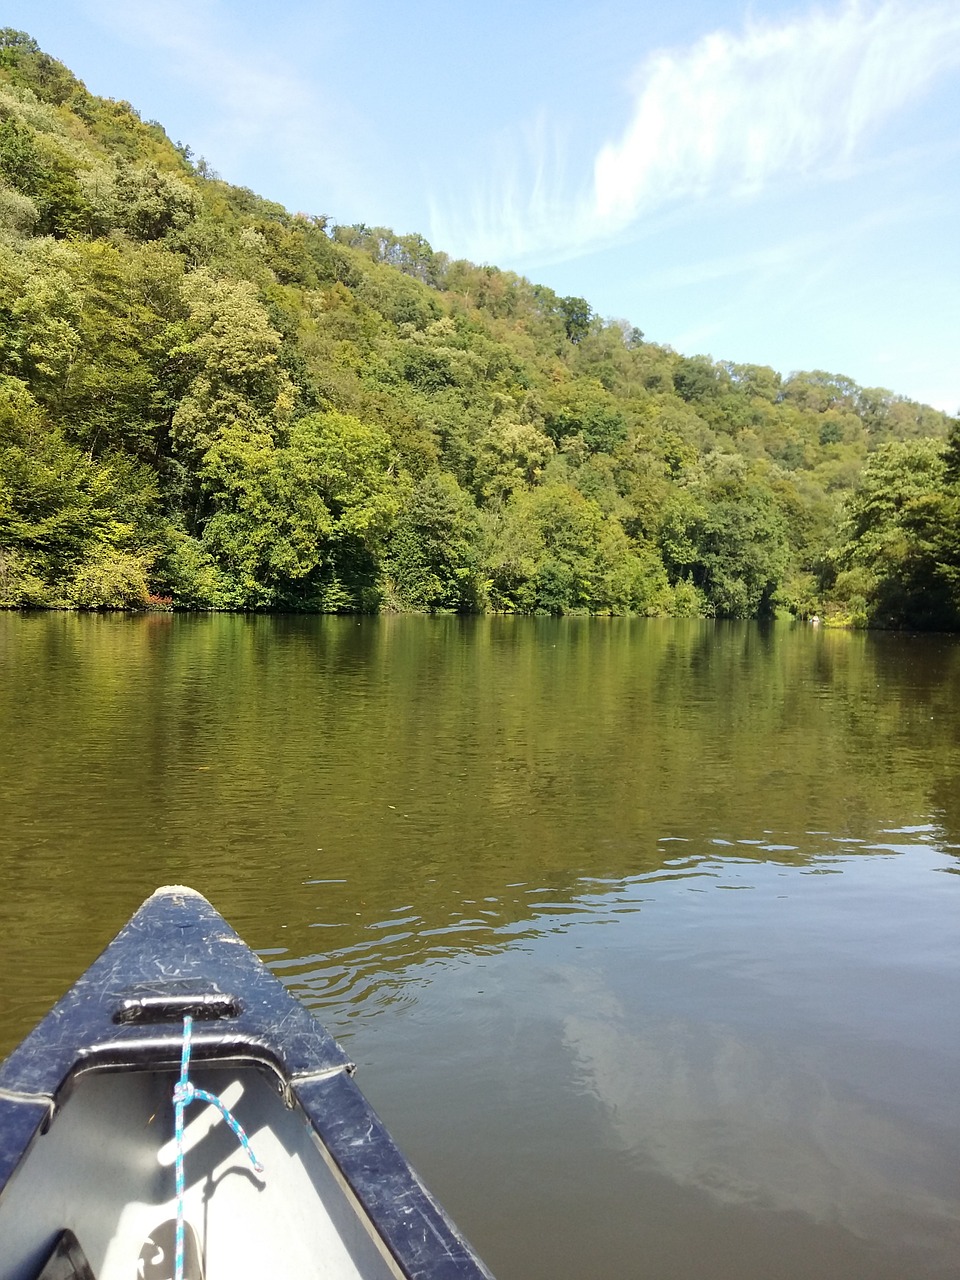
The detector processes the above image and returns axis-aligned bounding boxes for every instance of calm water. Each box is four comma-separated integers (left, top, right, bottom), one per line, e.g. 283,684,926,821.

1,614,958,1279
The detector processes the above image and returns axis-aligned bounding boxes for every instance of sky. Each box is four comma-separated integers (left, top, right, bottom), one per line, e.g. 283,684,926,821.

8,0,960,412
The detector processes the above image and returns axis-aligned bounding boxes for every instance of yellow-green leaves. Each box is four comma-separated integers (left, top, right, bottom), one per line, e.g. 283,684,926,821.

172,269,292,458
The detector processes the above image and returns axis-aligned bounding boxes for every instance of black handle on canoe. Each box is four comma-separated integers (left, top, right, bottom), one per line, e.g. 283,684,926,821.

112,993,241,1024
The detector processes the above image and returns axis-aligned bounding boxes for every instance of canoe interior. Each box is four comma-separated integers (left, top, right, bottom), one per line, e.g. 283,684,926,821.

0,1063,403,1280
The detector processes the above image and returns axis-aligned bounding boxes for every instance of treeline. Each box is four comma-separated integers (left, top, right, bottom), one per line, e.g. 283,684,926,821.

0,29,956,626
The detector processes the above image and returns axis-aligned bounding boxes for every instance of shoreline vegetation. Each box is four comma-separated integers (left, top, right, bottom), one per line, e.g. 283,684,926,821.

1,30,958,630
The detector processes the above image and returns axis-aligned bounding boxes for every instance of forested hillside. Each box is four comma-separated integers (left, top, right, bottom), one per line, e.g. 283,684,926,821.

1,30,957,625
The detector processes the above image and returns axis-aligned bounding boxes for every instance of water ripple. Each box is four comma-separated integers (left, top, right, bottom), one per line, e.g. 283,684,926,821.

268,826,959,1032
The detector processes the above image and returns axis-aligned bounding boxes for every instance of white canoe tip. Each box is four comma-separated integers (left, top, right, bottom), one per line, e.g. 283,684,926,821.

151,884,205,898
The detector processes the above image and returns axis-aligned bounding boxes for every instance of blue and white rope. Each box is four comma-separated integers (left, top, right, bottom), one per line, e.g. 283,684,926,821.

173,1014,264,1280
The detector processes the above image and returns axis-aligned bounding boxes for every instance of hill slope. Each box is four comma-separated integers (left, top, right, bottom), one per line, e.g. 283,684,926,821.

0,29,956,624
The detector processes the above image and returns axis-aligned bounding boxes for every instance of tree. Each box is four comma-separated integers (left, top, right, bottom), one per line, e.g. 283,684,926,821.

285,410,397,609
7,238,187,458
486,483,659,614
386,472,484,611
114,162,198,241
542,380,627,454
474,415,554,503
659,462,789,618
0,375,159,606
558,296,593,344
673,354,724,405
830,438,957,628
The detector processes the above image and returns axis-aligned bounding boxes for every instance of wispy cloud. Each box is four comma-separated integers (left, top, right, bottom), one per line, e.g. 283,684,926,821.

435,0,960,263
594,0,960,229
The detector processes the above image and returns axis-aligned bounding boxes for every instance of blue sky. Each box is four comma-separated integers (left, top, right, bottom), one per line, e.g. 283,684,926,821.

9,0,960,411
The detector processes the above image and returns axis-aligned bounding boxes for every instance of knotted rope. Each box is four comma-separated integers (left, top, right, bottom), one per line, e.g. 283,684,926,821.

173,1014,264,1280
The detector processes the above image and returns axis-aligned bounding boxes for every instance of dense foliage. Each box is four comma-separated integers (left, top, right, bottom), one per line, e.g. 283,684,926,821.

0,30,956,624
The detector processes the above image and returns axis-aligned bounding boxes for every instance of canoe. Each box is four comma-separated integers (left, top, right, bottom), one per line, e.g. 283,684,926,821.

0,886,495,1280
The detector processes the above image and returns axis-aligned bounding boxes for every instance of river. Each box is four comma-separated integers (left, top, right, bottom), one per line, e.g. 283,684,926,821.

1,614,958,1278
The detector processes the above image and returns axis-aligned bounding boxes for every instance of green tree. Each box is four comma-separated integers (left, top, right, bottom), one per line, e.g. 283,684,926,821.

286,410,397,609
474,415,554,503
542,380,627,454
659,462,789,617
558,295,593,344
486,483,659,615
0,375,160,606
830,438,957,628
386,471,484,611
